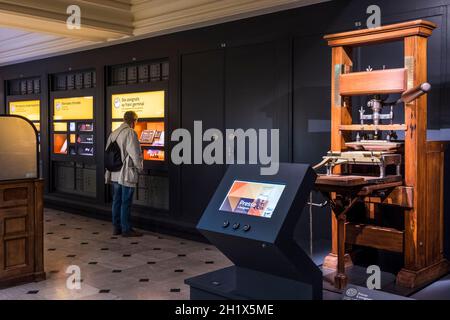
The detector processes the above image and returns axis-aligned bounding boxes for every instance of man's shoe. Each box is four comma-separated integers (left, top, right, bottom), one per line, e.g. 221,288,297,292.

122,229,143,237
113,227,122,236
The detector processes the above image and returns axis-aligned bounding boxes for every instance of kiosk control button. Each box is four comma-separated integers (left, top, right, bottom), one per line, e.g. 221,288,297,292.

232,223,240,230
222,221,230,228
243,225,251,232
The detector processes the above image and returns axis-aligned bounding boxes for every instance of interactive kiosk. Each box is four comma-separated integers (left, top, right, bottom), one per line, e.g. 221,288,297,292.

185,163,322,300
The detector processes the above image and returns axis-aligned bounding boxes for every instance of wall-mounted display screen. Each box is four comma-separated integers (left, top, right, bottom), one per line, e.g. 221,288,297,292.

54,96,94,120
143,149,164,161
54,134,68,154
9,100,40,122
54,122,68,132
111,91,164,119
136,121,164,147
219,181,285,218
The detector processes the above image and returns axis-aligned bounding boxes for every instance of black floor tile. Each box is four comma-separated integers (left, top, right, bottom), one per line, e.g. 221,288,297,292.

205,261,214,264
170,289,181,293
62,237,70,240
99,289,110,293
139,279,149,282
147,261,156,265
101,248,109,251
174,269,184,273
27,290,39,294
112,270,122,273
67,254,76,258
123,254,131,257
48,248,56,251
153,248,161,251
88,262,98,265
178,254,186,257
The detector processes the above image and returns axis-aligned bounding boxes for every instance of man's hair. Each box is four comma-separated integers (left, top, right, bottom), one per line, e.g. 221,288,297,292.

124,111,138,125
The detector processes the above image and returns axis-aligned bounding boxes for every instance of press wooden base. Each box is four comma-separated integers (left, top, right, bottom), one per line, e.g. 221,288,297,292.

323,253,353,270
396,259,449,288
334,273,348,290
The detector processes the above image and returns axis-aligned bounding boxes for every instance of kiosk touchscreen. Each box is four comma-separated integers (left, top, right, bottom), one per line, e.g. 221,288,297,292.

186,163,322,300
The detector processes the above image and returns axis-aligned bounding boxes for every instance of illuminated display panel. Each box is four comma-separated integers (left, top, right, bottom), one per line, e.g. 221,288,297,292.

9,100,40,122
111,91,164,119
112,121,122,131
143,149,164,161
54,134,68,154
219,181,286,218
54,97,94,120
54,122,68,132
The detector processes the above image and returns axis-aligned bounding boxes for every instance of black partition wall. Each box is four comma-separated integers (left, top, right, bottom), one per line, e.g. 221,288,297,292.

1,0,450,242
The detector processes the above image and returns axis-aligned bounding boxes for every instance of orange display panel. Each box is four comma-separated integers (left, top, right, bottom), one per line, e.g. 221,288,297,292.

54,97,94,120
70,134,76,144
143,149,164,161
53,134,68,154
112,91,164,119
135,121,165,147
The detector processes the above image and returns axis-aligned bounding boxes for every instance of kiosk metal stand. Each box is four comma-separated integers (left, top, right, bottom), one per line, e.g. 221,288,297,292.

185,163,323,300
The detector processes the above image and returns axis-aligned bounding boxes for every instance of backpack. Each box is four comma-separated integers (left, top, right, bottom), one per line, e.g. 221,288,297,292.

105,127,127,172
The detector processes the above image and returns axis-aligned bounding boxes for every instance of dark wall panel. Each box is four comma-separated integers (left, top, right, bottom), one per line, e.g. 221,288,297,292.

293,35,332,241
180,50,225,222
225,40,291,163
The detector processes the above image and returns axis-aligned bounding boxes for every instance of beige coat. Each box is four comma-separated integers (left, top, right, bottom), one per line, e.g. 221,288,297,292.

105,123,143,188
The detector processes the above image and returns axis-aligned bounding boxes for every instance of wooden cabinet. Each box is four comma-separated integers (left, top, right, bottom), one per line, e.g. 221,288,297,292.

0,179,45,287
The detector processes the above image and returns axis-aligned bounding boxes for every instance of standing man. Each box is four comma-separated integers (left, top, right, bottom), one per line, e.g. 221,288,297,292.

105,111,143,237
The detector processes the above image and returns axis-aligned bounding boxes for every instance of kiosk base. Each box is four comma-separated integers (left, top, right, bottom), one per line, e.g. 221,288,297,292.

185,266,321,300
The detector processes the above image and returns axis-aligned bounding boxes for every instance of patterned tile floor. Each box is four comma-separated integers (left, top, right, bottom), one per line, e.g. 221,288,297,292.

0,208,232,300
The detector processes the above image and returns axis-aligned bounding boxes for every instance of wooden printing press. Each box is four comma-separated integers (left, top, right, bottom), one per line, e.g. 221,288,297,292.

314,20,449,289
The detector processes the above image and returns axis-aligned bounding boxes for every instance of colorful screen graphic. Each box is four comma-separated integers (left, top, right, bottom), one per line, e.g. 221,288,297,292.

219,181,285,218
111,91,165,119
54,97,94,120
9,100,40,121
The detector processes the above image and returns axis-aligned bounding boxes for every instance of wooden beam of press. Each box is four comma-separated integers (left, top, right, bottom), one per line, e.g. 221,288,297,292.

339,124,407,131
324,19,436,47
363,186,414,208
339,68,407,96
345,224,404,253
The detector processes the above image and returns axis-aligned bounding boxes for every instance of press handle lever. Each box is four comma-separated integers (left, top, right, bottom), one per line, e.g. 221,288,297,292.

307,200,329,208
397,82,431,104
